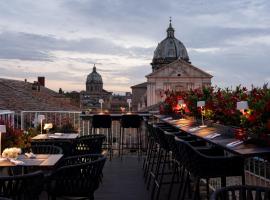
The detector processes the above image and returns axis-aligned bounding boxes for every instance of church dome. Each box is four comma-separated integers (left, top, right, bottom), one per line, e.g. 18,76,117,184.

152,19,189,71
86,65,103,84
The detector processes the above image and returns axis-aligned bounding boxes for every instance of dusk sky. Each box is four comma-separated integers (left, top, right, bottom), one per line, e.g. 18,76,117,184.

0,0,270,93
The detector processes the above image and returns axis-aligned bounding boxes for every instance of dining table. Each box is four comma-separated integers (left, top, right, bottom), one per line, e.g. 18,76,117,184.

32,133,79,140
156,115,270,157
0,154,63,167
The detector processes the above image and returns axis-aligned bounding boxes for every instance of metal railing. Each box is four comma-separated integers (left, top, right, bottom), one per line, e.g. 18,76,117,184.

20,111,82,131
0,110,15,126
80,115,148,150
19,111,149,150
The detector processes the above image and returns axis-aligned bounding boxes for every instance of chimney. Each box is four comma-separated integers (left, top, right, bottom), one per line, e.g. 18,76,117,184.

38,77,45,87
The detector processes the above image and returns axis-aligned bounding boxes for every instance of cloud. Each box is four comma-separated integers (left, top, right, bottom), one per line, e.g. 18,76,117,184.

0,0,270,92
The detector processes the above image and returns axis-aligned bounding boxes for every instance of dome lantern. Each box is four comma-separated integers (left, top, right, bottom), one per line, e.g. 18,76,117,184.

167,17,175,38
151,18,190,71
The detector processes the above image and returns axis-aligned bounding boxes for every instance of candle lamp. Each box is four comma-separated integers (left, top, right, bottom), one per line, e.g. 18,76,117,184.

178,99,186,120
127,99,132,113
120,107,126,113
197,101,206,127
237,101,249,115
44,123,53,134
38,115,45,134
99,99,104,114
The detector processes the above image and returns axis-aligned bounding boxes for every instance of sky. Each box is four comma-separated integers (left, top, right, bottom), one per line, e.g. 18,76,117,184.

0,0,270,93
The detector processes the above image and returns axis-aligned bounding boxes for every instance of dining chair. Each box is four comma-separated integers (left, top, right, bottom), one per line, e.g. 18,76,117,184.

46,154,106,200
27,144,63,154
74,134,106,155
31,140,74,157
0,171,44,200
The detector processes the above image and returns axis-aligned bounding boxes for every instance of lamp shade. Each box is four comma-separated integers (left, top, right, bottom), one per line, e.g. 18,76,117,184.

127,99,132,104
99,99,104,104
43,123,53,130
178,100,184,105
237,101,248,110
38,115,45,121
197,101,205,107
0,125,6,133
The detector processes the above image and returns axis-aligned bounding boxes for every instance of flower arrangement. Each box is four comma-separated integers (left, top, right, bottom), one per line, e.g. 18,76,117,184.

161,85,270,142
2,147,21,158
0,120,25,149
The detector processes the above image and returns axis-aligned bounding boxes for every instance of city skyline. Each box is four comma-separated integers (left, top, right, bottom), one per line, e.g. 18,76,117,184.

0,0,270,93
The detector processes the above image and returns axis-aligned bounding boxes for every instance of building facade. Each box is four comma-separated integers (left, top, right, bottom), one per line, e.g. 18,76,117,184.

80,65,112,110
131,19,212,110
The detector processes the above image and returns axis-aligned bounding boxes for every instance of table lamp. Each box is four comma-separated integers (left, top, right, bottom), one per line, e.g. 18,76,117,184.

99,99,104,114
38,115,45,134
237,101,249,114
197,101,206,127
44,123,53,133
0,125,7,156
127,99,132,113
178,99,186,120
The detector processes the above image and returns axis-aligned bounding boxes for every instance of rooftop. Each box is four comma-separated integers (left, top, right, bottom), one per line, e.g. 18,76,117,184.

0,78,79,111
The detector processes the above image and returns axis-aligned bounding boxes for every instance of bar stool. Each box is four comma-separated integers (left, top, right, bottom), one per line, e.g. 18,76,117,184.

211,185,270,200
119,114,142,158
146,122,213,200
91,114,113,160
174,138,245,200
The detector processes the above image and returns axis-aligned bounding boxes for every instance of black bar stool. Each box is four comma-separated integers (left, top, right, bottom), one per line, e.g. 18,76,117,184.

146,122,212,200
91,114,113,160
174,137,245,200
211,185,270,200
119,114,142,158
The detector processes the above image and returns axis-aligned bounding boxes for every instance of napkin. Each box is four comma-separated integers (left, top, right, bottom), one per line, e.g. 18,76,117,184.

25,152,36,159
54,132,64,136
226,140,243,147
204,133,221,139
49,135,61,138
9,158,24,165
163,117,172,121
0,157,7,162
189,127,201,132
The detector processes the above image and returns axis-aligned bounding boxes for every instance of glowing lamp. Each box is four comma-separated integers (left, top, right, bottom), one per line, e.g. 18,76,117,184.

127,99,132,113
178,100,184,106
43,123,53,133
197,101,206,127
120,107,126,113
38,115,45,134
197,101,205,107
0,125,7,155
237,101,248,114
99,99,104,113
